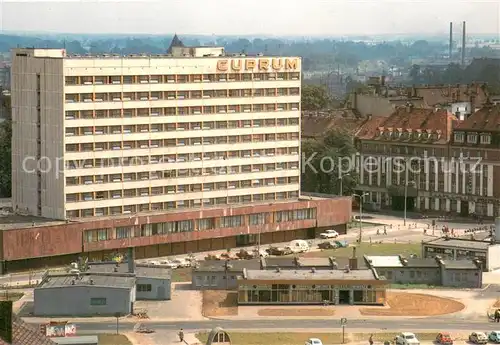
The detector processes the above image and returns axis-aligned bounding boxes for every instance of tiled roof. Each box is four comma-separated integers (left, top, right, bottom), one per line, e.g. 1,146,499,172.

355,106,456,143
455,104,500,131
301,110,366,138
12,315,56,345
413,84,489,107
0,339,9,345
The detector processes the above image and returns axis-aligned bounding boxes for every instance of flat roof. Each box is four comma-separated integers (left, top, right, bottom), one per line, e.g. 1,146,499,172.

196,259,261,272
424,237,491,250
86,262,171,279
365,255,403,267
244,269,378,281
442,260,479,269
38,273,135,289
0,197,324,231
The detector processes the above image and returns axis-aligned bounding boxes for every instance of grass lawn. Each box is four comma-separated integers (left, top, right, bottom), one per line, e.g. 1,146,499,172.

305,242,421,258
196,332,438,345
98,334,132,345
171,267,192,282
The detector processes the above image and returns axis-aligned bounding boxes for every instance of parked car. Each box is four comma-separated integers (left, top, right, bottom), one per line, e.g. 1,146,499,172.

305,338,323,345
172,258,191,268
148,260,160,266
159,260,178,269
469,332,488,344
319,229,339,239
318,241,338,249
395,332,420,345
252,248,269,258
266,246,293,256
436,332,453,345
489,332,500,343
285,240,310,253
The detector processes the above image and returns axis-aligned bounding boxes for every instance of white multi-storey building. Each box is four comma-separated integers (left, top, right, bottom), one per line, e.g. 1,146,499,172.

11,47,302,220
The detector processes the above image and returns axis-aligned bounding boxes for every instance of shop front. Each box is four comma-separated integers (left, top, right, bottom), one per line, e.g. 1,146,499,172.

237,269,388,305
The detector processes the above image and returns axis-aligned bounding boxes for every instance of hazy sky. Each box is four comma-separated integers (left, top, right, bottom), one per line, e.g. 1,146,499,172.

0,0,499,36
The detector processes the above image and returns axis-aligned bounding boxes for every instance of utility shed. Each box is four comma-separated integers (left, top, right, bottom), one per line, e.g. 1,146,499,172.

87,261,172,300
34,273,136,317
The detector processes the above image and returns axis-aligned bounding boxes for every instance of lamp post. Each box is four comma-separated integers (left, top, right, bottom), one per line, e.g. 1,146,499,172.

338,172,351,196
353,193,369,242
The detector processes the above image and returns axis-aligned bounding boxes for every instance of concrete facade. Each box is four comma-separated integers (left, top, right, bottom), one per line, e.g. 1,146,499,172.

34,274,136,316
11,48,302,220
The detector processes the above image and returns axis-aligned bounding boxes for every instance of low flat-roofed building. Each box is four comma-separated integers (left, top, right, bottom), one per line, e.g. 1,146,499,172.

51,336,98,345
34,273,136,316
238,267,388,305
86,259,172,300
422,234,500,271
364,255,482,288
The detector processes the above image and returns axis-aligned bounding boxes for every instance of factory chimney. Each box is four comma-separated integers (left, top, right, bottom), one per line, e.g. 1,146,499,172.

449,22,453,61
127,247,135,273
461,21,466,66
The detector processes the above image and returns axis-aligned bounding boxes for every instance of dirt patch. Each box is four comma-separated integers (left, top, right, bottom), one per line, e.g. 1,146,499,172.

202,290,238,317
258,307,335,317
493,299,500,308
360,292,465,316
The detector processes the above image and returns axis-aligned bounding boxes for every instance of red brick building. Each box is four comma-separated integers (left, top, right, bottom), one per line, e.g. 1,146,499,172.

0,197,351,272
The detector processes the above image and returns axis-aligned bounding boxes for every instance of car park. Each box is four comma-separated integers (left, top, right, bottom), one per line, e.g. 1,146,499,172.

469,332,488,344
305,338,323,345
436,332,453,345
395,332,420,345
489,331,500,343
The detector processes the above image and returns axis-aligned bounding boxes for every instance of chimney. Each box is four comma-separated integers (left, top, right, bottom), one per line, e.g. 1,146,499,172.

449,22,453,60
461,21,466,66
0,301,13,343
349,257,358,270
352,247,357,258
127,247,135,274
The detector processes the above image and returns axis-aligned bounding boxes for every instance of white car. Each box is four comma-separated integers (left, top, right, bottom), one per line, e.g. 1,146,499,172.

159,260,178,269
172,258,191,268
148,260,160,266
305,338,323,345
395,332,420,345
320,229,339,239
253,249,269,258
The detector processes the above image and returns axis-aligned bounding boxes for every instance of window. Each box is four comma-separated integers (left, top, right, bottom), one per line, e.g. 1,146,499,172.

198,218,215,230
467,133,478,144
116,227,131,239
220,215,243,228
90,298,107,306
249,213,265,225
137,284,152,292
480,134,491,144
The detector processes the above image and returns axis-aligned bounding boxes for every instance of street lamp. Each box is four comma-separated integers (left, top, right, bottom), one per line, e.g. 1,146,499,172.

338,172,351,196
353,193,369,242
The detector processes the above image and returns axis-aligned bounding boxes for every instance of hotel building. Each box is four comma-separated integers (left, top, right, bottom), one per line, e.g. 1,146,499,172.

11,46,304,220
4,45,351,272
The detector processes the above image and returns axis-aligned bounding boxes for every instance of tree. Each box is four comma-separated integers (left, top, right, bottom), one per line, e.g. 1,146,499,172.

301,85,331,111
301,129,358,195
0,93,11,197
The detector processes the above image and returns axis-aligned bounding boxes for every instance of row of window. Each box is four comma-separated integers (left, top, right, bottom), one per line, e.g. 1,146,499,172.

83,208,315,242
65,133,300,152
66,176,300,202
65,72,301,86
69,191,301,218
66,163,299,186
65,103,300,120
65,148,299,171
454,132,492,145
65,118,300,136
65,87,300,103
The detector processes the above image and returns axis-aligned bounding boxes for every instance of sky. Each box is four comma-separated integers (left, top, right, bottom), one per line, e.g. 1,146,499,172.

0,0,499,36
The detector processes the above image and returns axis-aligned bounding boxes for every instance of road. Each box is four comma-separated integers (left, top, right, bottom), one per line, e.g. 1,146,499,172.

33,318,500,334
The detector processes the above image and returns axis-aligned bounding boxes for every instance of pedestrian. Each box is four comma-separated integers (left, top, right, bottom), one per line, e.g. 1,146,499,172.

495,309,500,323
369,334,374,345
179,328,184,342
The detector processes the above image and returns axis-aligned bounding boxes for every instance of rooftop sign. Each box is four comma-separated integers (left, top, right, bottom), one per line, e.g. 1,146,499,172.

216,58,299,72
